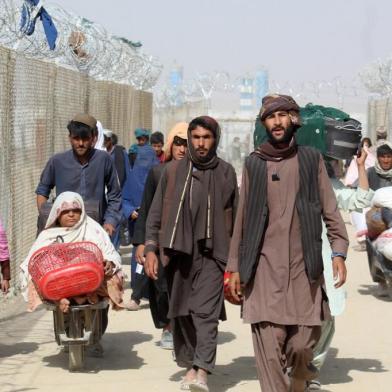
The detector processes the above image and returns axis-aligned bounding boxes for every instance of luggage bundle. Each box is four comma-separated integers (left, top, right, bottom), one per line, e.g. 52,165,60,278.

254,103,362,159
28,241,104,301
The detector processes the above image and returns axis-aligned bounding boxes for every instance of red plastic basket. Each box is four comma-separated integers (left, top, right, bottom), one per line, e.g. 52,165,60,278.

28,241,104,301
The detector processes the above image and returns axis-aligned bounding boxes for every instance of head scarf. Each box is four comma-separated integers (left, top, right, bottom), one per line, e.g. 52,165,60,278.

122,145,159,218
20,192,122,292
95,121,106,151
164,122,188,161
187,116,221,169
375,141,392,178
134,128,150,139
103,129,113,138
253,136,298,162
45,195,83,230
259,94,300,122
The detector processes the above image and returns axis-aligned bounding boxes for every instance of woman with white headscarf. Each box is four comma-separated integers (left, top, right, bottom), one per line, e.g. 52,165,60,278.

20,191,123,312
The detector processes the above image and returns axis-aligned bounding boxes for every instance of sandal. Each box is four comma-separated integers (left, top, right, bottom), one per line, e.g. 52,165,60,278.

307,379,321,390
180,379,196,391
189,381,209,392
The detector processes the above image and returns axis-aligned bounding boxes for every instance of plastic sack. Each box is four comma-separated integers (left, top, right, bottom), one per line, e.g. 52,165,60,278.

374,228,392,260
366,207,387,240
371,186,392,210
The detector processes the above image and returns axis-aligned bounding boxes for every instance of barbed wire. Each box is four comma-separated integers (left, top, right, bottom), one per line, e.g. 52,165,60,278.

0,0,162,90
153,69,367,110
360,57,392,97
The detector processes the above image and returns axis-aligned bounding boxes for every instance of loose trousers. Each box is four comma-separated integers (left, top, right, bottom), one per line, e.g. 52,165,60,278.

172,313,219,373
312,318,335,371
148,260,170,329
251,322,321,392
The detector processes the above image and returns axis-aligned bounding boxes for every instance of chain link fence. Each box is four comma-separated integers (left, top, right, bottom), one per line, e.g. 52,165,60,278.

0,45,152,293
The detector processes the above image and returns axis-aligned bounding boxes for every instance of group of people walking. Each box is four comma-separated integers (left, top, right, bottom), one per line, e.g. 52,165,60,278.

1,93,388,391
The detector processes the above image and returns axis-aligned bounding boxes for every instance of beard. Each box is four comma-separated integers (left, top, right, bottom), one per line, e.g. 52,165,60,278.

266,124,296,145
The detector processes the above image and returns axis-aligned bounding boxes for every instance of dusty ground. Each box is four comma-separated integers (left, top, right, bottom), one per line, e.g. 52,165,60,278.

0,218,391,392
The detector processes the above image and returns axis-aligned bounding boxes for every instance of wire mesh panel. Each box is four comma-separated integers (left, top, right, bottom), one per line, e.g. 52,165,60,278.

0,46,12,232
129,90,153,139
87,79,111,132
53,66,88,152
8,51,56,281
107,82,134,148
0,46,153,291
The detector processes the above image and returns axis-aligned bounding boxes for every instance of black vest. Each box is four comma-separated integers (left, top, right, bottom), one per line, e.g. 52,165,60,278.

239,146,323,286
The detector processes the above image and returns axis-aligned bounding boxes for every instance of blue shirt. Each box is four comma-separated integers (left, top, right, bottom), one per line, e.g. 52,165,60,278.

36,149,122,226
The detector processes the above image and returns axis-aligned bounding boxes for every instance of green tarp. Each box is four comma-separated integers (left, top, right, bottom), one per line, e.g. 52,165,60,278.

254,103,350,152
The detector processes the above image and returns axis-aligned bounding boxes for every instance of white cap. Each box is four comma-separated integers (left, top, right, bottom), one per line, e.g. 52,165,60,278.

103,129,113,138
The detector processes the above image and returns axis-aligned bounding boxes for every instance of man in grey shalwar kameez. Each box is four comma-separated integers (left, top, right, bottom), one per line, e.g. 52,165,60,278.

227,95,349,392
145,116,238,392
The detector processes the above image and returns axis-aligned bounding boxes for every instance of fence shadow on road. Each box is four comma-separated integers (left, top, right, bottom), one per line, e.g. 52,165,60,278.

357,284,392,302
170,356,258,391
319,347,387,386
41,331,153,373
2,384,37,392
0,342,40,358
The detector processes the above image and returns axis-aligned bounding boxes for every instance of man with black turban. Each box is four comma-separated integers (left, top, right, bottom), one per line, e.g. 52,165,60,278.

227,95,349,392
144,116,238,391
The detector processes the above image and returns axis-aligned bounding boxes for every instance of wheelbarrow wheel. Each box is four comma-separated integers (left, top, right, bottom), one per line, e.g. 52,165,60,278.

69,344,84,371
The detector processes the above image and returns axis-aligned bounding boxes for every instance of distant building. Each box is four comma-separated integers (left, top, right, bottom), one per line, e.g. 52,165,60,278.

239,77,254,113
169,64,184,106
255,69,269,108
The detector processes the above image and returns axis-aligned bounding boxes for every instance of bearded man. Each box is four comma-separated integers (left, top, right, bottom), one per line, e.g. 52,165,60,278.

367,141,392,190
36,113,122,236
227,95,349,392
145,116,238,392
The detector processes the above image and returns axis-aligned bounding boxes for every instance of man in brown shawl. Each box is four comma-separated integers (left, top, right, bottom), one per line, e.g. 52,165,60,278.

227,95,349,392
144,116,238,392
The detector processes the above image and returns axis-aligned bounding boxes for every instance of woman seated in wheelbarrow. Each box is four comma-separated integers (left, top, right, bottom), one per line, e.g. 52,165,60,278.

20,191,124,313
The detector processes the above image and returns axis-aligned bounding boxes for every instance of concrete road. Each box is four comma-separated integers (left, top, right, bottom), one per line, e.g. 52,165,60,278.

0,218,391,392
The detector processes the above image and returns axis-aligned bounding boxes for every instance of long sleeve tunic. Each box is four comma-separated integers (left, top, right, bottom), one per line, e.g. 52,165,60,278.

227,154,349,326
36,149,122,226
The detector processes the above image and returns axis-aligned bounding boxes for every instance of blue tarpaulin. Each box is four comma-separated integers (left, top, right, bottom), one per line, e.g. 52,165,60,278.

20,0,58,50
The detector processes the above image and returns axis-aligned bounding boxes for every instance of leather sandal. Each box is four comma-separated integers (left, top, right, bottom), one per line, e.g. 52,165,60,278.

189,381,209,392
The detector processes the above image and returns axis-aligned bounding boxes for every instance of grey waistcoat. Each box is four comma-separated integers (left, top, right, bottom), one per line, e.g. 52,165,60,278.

239,146,323,286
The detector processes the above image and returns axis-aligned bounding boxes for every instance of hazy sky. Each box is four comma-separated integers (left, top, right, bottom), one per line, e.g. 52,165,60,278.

62,0,391,85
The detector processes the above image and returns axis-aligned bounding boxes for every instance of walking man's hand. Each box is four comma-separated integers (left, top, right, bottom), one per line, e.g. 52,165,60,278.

103,260,115,277
1,279,9,294
145,252,159,280
333,256,347,288
229,272,243,303
103,223,115,237
135,244,146,265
